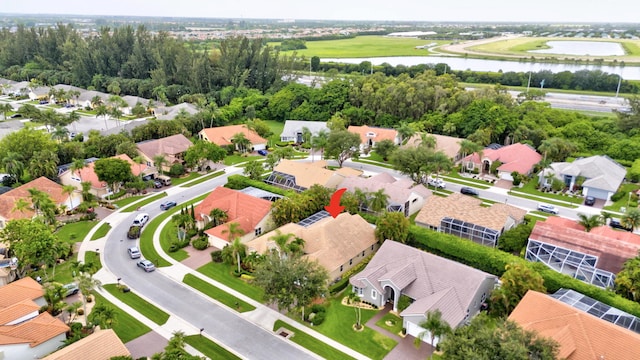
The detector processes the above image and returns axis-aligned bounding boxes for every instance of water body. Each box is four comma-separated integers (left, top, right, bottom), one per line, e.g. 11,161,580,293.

529,41,625,56
321,56,640,80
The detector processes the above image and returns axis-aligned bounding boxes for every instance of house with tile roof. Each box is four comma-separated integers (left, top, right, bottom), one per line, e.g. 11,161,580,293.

340,172,432,216
42,329,130,360
59,154,155,199
280,120,329,143
348,125,400,151
247,213,378,281
199,124,267,151
0,278,68,360
461,143,542,181
195,187,274,249
264,159,362,192
415,192,527,247
402,133,465,161
136,134,193,172
509,290,640,360
155,102,198,120
525,216,640,288
538,155,626,201
350,240,497,344
0,177,81,228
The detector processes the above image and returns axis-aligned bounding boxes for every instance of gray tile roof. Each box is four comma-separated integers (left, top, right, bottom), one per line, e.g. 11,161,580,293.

547,155,626,193
280,120,329,140
340,174,431,206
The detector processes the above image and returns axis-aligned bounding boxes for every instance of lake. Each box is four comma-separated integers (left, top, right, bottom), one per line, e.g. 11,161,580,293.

321,56,640,80
529,41,625,56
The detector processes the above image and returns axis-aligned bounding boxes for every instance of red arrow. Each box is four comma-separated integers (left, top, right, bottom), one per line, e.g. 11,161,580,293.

325,188,347,218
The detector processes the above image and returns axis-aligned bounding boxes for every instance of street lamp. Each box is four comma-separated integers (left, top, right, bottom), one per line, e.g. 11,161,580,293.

117,277,121,286
199,328,205,337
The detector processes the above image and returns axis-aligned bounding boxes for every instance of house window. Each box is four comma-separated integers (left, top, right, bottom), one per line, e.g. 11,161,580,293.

466,162,474,170
372,289,377,299
340,265,343,272
349,259,353,265
354,286,363,296
371,245,374,251
412,198,417,203
254,228,262,236
362,250,365,257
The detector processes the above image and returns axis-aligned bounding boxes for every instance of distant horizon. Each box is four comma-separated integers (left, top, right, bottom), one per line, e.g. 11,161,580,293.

1,0,638,24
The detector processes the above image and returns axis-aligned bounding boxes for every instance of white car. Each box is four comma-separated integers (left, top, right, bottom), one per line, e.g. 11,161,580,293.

427,177,446,189
537,203,559,215
128,246,141,259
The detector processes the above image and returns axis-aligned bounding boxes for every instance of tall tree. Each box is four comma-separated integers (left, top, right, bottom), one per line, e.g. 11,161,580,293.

324,130,361,167
93,157,134,194
490,263,546,317
0,103,13,120
414,309,452,358
0,219,62,278
77,273,102,326
616,253,640,302
62,185,77,210
369,189,390,213
622,209,640,232
222,223,246,273
231,132,251,153
311,129,329,161
2,151,25,183
577,213,603,232
375,212,410,243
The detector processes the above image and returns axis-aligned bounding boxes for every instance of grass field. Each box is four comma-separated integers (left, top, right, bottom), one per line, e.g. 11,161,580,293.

271,36,449,58
56,221,99,244
264,119,285,146
184,335,240,360
92,292,151,343
183,274,255,312
272,320,355,360
91,223,112,240
103,284,170,325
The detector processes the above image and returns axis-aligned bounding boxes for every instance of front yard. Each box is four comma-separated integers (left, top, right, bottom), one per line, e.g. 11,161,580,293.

604,183,640,212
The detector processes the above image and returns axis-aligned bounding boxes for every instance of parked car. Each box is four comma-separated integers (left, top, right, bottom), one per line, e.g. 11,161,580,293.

10,113,22,118
160,201,177,211
127,225,141,239
132,213,149,227
154,180,163,188
137,259,156,272
257,149,268,156
584,196,596,206
128,246,141,259
537,203,559,215
62,282,79,297
427,176,446,189
460,187,479,196
610,219,633,232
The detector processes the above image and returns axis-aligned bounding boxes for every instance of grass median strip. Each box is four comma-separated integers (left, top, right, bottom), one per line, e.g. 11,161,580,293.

120,192,168,212
197,262,264,302
103,284,169,325
183,274,255,313
508,191,579,209
272,320,355,360
181,170,225,187
185,335,240,360
92,292,151,343
90,223,112,240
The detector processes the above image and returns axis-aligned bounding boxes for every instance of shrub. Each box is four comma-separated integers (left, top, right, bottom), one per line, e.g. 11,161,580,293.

169,163,185,176
169,238,190,252
511,171,522,186
210,250,223,263
498,223,532,254
628,159,640,183
224,175,292,197
310,304,326,314
192,237,209,250
398,294,412,312
311,311,326,326
611,190,627,202
329,254,374,295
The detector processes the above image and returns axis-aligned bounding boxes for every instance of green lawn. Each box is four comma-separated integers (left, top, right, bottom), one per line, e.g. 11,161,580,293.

49,254,77,284
353,158,395,170
103,284,170,325
56,221,99,244
185,335,241,360
160,221,189,261
604,183,640,212
171,172,203,186
263,119,285,146
223,155,262,166
139,193,209,267
272,36,449,58
510,180,583,206
375,313,403,336
84,251,102,272
180,170,225,188
183,274,255,312
441,172,493,189
92,292,151,343
113,195,145,209
196,262,264,302
90,223,112,240
508,190,579,209
306,294,397,360
120,192,168,212
272,320,355,360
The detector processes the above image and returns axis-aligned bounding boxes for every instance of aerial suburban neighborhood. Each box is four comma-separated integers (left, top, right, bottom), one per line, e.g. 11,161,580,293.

1,4,640,360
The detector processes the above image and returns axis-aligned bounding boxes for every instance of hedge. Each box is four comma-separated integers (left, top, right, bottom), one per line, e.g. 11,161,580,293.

224,174,294,197
407,225,640,318
329,254,374,295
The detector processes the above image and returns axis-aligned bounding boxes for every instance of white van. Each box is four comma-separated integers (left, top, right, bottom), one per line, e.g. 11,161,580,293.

132,213,150,227
157,175,172,186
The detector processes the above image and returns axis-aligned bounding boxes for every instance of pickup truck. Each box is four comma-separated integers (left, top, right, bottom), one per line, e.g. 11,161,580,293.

127,225,141,239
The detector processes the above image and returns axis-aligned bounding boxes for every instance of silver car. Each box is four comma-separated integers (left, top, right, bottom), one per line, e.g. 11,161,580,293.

537,203,559,215
128,246,141,259
137,259,156,272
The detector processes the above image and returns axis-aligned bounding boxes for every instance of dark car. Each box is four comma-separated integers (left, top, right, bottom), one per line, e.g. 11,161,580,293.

257,149,268,156
10,113,22,118
610,219,633,232
460,187,479,196
584,196,596,206
160,201,177,211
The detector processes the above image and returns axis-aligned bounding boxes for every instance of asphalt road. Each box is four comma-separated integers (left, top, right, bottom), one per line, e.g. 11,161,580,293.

102,170,316,360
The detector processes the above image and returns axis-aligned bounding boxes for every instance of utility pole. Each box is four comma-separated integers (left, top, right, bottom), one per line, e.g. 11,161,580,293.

526,71,532,93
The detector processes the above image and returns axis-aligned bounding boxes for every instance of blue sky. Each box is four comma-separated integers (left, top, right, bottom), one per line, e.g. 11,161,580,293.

1,0,638,23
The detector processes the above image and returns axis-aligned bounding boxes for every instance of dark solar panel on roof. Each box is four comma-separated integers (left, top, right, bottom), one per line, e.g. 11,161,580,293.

297,211,331,228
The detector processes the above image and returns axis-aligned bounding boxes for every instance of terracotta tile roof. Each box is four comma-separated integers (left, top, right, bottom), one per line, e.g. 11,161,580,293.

530,218,640,274
197,187,272,241
0,278,44,309
350,240,496,327
415,192,527,231
42,329,130,360
402,133,464,159
60,154,150,189
273,160,359,189
0,177,69,221
0,311,68,347
136,134,193,160
199,125,267,147
0,299,40,325
348,125,398,144
247,213,377,275
509,291,640,360
340,173,432,206
462,143,542,174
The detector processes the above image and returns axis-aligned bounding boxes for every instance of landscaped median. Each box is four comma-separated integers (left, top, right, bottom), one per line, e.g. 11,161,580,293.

119,191,168,212
180,170,225,188
90,222,112,240
103,284,170,325
92,292,151,343
272,320,355,360
184,335,240,360
183,274,255,312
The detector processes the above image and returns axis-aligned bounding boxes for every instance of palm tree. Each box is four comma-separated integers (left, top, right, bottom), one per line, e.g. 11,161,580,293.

43,283,66,315
65,301,82,325
414,309,452,358
396,122,415,145
301,126,312,144
95,105,109,129
414,133,437,149
2,151,25,183
62,185,77,211
89,304,118,329
222,223,246,273
354,188,369,212
12,198,31,215
369,189,390,213
457,139,482,173
269,230,302,259
0,103,12,120
81,181,93,202
601,211,613,226
348,292,363,330
76,273,102,326
67,110,80,128
427,151,454,183
51,126,69,143
90,95,103,109
231,132,251,153
577,213,604,232
208,208,228,227
622,209,640,232
70,158,87,182
153,154,167,173
311,129,329,160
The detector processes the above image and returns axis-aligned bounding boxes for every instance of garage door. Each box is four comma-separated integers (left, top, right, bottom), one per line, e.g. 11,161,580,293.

405,321,440,346
499,171,514,181
253,143,266,151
